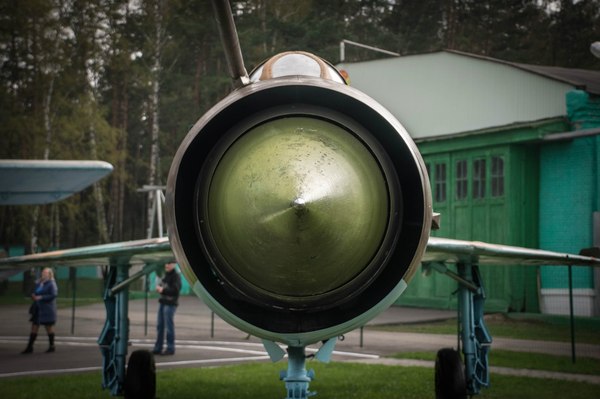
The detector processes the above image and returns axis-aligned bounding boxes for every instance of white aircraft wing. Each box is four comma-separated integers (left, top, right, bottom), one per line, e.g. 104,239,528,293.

2,236,598,274
0,159,113,205
0,237,173,273
423,236,600,267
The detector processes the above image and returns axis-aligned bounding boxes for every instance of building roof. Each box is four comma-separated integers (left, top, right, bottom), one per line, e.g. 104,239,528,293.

512,64,600,96
337,50,598,139
446,50,600,96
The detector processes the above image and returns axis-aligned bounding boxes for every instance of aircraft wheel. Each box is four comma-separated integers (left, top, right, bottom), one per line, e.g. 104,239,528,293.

435,348,466,399
124,349,156,399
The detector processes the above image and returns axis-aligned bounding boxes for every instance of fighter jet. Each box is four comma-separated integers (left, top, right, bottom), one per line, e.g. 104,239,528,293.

1,2,599,398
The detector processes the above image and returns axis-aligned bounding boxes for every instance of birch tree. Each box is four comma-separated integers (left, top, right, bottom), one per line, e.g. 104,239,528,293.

145,0,165,238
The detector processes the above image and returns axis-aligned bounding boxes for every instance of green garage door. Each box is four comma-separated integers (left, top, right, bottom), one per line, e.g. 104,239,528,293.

398,145,540,312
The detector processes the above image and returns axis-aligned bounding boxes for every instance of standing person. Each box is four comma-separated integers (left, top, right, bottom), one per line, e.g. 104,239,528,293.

21,267,58,354
152,262,181,355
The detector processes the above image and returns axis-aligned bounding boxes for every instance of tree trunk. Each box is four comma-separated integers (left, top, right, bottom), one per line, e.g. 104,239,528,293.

146,0,163,238
444,0,457,49
29,72,56,253
87,89,110,244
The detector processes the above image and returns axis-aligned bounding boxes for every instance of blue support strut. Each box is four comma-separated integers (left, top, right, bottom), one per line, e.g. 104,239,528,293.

98,260,130,396
280,346,315,399
457,262,492,396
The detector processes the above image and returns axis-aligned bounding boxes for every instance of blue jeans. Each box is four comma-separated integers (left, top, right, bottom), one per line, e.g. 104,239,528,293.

153,303,177,353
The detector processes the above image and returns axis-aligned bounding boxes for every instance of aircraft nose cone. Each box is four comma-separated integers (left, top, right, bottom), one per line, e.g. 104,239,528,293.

291,197,306,210
201,116,390,305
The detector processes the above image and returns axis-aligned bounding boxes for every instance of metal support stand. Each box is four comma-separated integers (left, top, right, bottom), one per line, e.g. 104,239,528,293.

138,185,166,240
359,326,364,347
568,265,576,363
280,346,315,399
138,185,166,336
70,267,77,335
144,275,149,336
98,262,130,396
456,262,492,396
211,311,215,338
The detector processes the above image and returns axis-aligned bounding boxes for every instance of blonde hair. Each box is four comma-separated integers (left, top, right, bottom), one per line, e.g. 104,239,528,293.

41,267,55,281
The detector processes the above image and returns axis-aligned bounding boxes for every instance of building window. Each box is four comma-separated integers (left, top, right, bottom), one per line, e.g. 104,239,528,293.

491,156,505,197
455,159,468,200
473,159,486,199
434,163,447,203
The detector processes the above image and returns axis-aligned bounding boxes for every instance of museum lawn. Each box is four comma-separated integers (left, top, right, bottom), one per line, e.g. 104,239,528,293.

370,312,600,345
0,361,598,399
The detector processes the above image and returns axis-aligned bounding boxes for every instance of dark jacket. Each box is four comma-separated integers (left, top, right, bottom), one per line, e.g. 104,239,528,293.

159,269,181,307
33,279,58,324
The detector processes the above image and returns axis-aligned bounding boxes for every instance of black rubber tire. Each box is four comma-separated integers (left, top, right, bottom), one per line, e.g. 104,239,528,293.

435,348,467,399
124,349,156,399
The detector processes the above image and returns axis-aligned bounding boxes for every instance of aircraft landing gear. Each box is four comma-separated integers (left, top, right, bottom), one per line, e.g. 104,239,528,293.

435,348,467,399
124,349,156,399
426,261,492,397
280,346,316,399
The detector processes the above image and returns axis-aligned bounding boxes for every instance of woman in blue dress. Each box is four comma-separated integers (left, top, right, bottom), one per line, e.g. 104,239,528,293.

21,267,58,354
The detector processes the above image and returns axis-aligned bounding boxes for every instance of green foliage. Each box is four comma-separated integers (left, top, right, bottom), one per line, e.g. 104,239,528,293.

1,0,599,250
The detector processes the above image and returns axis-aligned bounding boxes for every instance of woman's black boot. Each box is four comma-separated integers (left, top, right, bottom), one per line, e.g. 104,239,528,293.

21,333,37,354
46,333,55,353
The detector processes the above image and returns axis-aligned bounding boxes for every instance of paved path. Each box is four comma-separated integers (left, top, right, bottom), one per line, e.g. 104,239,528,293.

0,296,598,385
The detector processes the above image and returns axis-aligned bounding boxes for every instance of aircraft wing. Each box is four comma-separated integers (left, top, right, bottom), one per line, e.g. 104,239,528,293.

0,159,113,205
2,236,598,273
0,237,173,271
423,236,600,267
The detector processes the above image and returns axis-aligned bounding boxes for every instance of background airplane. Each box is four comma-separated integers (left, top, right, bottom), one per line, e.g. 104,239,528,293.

0,159,113,206
1,2,599,399
0,159,113,281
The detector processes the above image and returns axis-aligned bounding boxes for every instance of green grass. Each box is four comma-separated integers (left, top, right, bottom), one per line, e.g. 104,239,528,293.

391,350,600,375
0,362,598,399
370,313,600,345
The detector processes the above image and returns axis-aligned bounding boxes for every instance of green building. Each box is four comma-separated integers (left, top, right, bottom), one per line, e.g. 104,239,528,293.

339,50,600,315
